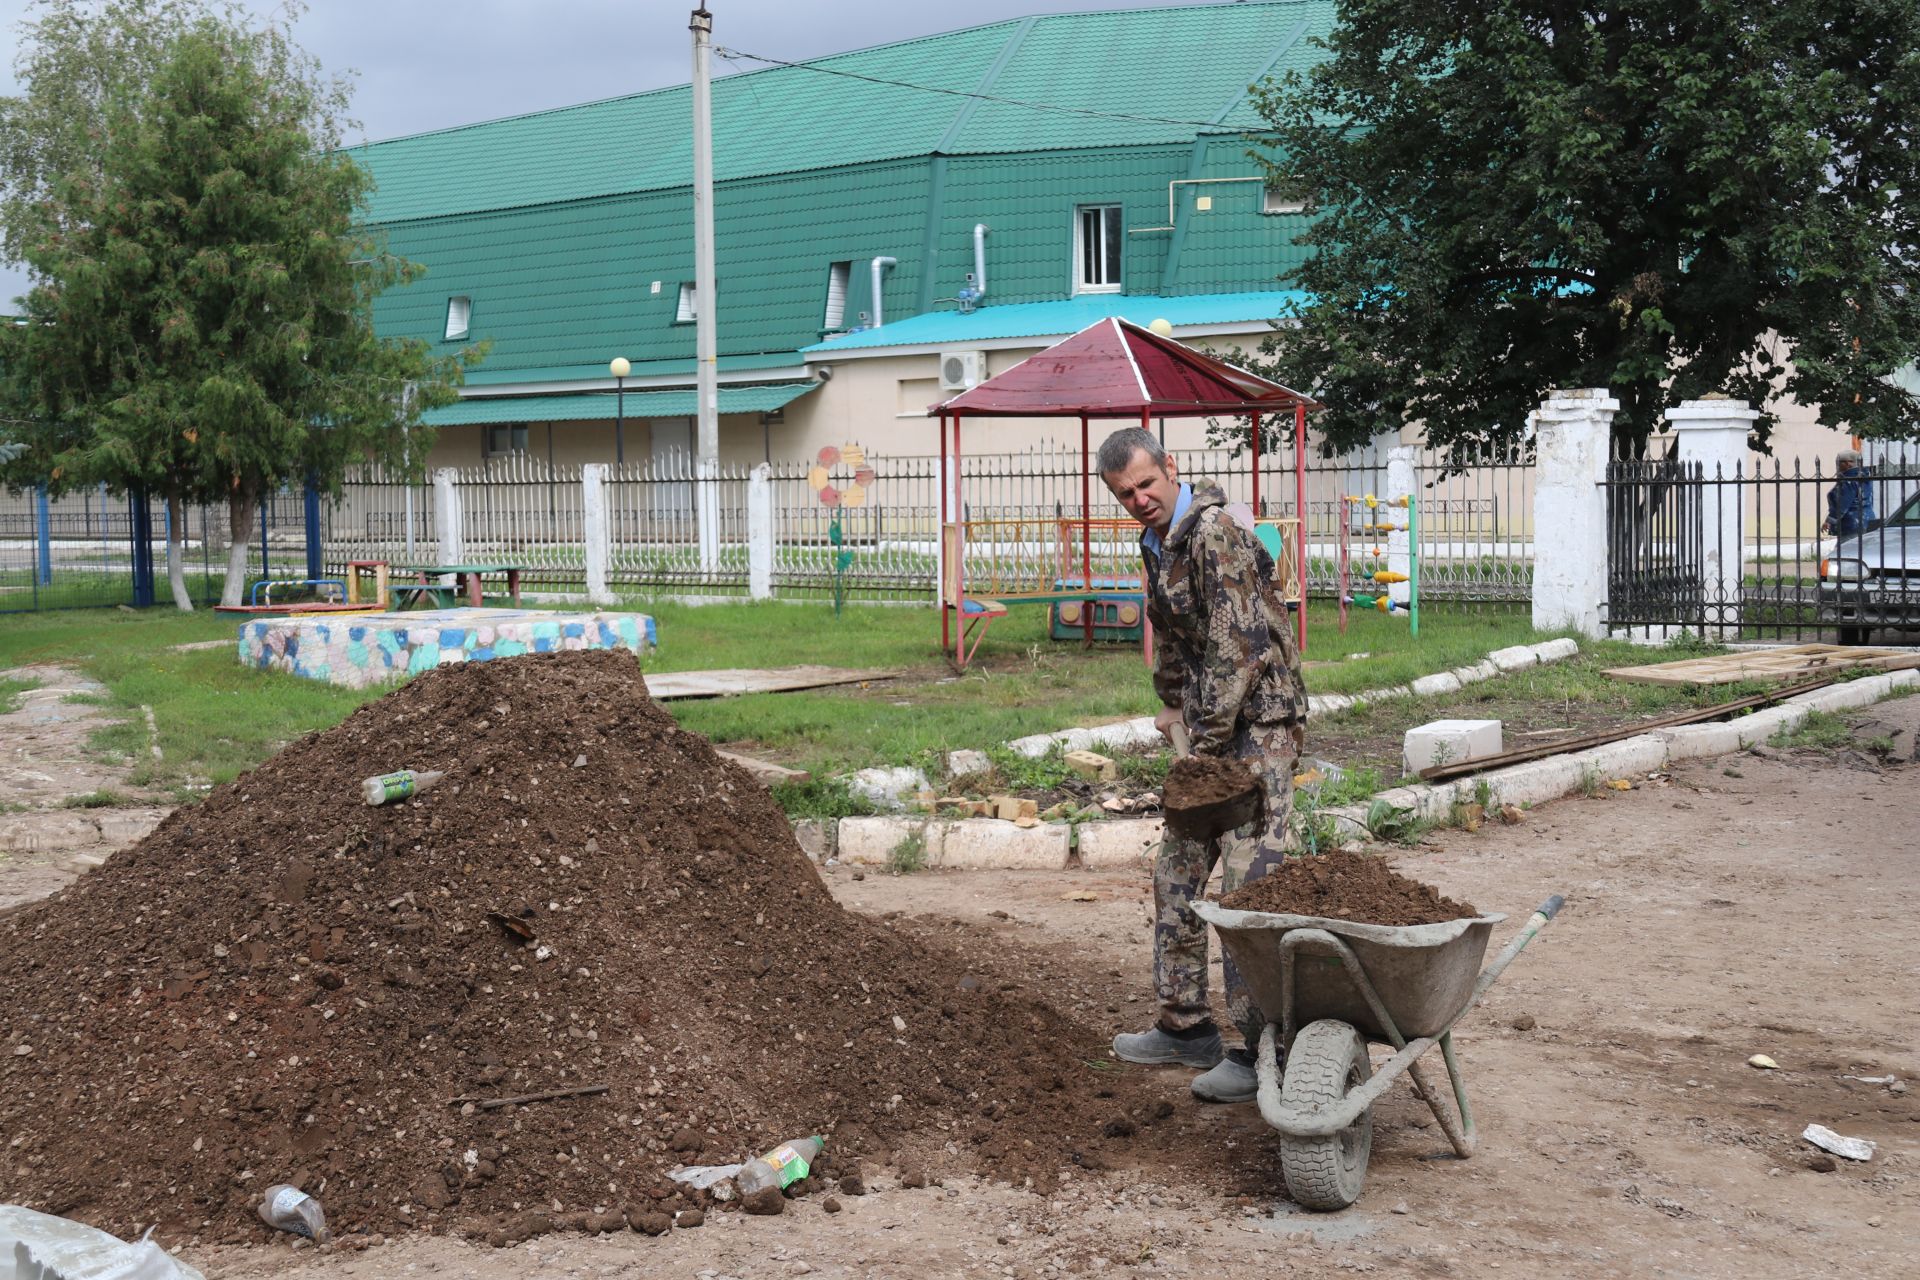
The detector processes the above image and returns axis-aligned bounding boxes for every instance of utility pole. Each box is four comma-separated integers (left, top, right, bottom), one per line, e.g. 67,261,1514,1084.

690,6,721,568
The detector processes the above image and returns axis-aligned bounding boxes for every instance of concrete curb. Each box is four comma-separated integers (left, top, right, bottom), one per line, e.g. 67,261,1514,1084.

1321,668,1920,841
803,668,1919,870
997,637,1584,760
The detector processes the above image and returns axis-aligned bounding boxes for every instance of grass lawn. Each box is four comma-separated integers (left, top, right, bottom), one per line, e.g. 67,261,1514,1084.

0,595,1563,808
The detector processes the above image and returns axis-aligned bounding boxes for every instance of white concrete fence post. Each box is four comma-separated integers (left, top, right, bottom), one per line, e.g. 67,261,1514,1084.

1385,444,1417,607
1667,396,1757,635
748,463,774,601
581,463,615,606
431,467,464,566
1530,388,1619,637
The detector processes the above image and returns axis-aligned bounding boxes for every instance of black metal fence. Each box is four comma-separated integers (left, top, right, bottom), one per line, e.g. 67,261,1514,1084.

0,485,323,615
1603,443,1920,643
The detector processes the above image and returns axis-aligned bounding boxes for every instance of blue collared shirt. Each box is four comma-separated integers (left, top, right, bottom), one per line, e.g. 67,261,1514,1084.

1141,483,1193,557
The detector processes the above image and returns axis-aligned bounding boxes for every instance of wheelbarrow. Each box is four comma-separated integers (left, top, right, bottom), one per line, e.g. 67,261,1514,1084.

1190,893,1565,1211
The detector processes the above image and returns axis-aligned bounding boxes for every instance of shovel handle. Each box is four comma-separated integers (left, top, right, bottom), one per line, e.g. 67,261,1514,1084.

1169,721,1191,757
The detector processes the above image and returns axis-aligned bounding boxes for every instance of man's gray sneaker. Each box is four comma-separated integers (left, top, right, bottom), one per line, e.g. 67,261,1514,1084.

1111,1024,1223,1069
1190,1047,1259,1103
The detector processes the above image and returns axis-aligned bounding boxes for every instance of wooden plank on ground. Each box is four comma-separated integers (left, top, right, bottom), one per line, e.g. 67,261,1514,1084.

1602,644,1920,686
642,665,892,700
716,751,811,786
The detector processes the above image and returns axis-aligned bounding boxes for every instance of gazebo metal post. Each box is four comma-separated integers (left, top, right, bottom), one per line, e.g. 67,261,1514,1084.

939,411,950,652
1250,411,1262,514
1080,414,1093,646
953,411,966,666
1295,401,1309,652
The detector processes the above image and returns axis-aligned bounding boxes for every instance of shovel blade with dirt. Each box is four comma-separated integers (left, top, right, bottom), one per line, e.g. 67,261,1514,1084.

1162,722,1265,839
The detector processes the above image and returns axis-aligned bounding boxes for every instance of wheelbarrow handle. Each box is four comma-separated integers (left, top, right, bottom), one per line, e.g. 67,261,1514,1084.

1536,894,1566,921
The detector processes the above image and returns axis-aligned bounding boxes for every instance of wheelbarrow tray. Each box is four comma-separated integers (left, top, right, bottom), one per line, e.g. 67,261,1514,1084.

1192,903,1506,1042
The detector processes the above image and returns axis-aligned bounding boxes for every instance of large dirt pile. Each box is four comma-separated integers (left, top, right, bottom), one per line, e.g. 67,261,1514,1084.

0,651,1133,1246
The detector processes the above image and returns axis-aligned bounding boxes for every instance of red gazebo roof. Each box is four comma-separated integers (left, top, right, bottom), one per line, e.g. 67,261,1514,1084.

928,317,1317,418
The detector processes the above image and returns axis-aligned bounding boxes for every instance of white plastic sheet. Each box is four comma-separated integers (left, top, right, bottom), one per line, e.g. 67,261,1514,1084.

0,1206,206,1280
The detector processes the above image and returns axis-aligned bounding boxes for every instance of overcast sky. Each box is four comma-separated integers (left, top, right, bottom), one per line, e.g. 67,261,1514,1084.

0,0,1235,306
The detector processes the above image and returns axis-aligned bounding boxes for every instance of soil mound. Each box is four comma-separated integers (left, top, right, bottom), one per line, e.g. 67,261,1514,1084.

0,651,1131,1246
1164,755,1259,812
1217,851,1477,926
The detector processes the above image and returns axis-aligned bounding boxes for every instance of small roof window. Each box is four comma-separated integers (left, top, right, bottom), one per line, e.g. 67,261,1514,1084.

444,295,472,341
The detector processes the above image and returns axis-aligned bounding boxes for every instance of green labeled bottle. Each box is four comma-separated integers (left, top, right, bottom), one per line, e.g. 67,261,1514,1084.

735,1135,824,1196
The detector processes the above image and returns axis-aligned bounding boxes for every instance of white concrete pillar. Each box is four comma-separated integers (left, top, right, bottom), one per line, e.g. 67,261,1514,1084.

748,463,774,601
1385,445,1417,606
1530,388,1619,637
1667,396,1756,633
581,463,615,605
432,468,464,565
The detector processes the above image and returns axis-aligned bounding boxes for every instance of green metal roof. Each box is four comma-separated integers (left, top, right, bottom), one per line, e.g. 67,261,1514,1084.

420,383,818,426
352,3,1331,223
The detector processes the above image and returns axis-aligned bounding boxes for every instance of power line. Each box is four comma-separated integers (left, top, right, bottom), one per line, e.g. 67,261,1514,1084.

713,47,1240,131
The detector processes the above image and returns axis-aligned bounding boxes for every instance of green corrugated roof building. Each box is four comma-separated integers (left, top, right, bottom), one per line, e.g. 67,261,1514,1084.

360,1,1335,462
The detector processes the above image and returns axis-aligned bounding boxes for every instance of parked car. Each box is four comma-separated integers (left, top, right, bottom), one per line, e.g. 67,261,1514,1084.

1819,488,1920,644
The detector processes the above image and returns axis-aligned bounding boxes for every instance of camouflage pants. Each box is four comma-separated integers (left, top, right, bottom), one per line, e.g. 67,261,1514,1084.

1153,721,1298,1044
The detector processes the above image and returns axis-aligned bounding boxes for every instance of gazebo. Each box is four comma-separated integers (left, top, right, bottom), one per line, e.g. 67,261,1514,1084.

929,317,1319,667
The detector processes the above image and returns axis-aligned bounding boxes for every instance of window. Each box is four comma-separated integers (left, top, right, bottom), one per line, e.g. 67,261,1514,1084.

484,424,528,457
1263,184,1309,215
444,295,471,341
823,261,851,329
1075,205,1123,293
675,282,698,323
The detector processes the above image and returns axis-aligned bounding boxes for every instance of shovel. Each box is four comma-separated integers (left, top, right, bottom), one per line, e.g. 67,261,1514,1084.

1162,722,1265,839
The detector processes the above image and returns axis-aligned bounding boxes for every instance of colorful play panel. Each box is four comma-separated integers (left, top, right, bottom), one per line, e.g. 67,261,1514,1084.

238,607,656,689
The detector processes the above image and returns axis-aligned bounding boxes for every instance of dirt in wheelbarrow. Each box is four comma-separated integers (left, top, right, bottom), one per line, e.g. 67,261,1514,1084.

0,649,1193,1251
1217,849,1478,926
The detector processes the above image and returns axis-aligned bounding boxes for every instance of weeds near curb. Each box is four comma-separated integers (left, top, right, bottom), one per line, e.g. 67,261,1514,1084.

1365,798,1428,846
886,829,928,875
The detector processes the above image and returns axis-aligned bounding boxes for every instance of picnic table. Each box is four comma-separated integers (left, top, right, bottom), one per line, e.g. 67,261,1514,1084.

391,562,527,610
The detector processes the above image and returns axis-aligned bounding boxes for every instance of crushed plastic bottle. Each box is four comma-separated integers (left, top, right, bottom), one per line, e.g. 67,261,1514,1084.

734,1135,824,1197
360,769,445,807
256,1184,330,1244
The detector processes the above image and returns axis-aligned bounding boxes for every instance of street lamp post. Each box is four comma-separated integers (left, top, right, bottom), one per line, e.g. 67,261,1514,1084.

610,357,630,465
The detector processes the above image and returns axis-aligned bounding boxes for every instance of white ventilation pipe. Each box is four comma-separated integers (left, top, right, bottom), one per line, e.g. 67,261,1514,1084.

870,256,898,327
973,223,989,299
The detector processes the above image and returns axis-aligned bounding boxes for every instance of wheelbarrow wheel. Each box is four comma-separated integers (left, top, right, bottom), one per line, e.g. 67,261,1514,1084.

1278,1019,1373,1211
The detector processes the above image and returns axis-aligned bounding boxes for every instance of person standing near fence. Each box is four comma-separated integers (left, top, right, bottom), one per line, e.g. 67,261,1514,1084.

1823,449,1877,537
1096,426,1307,1104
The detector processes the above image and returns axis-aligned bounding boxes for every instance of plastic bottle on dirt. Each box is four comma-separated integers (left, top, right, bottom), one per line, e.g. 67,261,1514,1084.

734,1136,825,1197
257,1184,331,1244
361,769,445,807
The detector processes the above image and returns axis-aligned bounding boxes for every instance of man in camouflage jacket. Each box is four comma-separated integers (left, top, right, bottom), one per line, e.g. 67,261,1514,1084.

1098,427,1306,1103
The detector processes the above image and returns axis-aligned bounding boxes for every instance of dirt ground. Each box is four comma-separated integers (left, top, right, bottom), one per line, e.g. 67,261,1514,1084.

0,664,167,914
156,696,1919,1280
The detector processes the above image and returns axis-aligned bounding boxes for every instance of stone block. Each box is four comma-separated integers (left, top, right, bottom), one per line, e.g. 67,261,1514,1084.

1530,638,1580,662
789,819,831,863
844,766,930,812
835,817,939,866
1409,671,1464,698
1076,819,1163,869
1487,645,1539,673
1403,718,1504,776
941,819,1071,870
944,749,991,780
1064,750,1117,782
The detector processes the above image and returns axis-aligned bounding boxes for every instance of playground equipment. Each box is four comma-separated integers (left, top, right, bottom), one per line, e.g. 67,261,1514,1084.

930,318,1319,669
1338,494,1419,636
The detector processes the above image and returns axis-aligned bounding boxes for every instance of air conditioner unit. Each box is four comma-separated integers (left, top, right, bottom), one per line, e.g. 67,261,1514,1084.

940,350,987,392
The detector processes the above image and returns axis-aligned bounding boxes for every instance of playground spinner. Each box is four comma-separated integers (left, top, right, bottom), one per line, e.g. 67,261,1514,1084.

1338,493,1418,637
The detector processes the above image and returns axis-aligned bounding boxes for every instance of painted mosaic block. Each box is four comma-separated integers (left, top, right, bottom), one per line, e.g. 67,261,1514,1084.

238,608,657,689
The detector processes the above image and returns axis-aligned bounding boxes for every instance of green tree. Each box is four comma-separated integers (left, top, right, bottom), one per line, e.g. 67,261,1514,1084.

1250,0,1920,454
1,6,474,608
